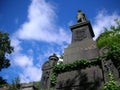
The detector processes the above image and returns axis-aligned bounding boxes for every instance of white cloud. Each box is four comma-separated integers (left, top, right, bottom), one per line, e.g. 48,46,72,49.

13,54,33,67
10,0,70,83
11,37,22,53
93,10,120,39
16,0,70,44
20,66,41,83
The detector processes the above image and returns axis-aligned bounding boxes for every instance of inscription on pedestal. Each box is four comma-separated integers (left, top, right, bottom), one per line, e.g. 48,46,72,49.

72,26,91,43
74,28,87,42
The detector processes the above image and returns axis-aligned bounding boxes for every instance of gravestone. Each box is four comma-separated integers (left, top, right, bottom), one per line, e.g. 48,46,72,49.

40,54,59,89
56,10,103,90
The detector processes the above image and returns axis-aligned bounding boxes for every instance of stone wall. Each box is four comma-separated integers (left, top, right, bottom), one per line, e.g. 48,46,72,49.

56,66,103,90
20,82,35,90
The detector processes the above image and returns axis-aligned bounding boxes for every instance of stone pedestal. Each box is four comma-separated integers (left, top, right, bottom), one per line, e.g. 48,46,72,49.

64,39,99,64
71,21,94,43
64,21,99,64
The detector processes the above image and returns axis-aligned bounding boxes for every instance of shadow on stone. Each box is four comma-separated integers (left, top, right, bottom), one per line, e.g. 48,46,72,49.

56,69,102,90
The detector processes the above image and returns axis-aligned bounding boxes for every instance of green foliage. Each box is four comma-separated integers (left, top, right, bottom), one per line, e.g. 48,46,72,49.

0,76,7,86
95,19,120,90
107,45,120,75
96,19,120,75
96,19,120,49
34,81,41,90
0,31,14,71
107,45,120,61
50,57,102,86
50,72,57,86
103,72,120,90
9,76,20,90
0,31,14,84
53,58,101,74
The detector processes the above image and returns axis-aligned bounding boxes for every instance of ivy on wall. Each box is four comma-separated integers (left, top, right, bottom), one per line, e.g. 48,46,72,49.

50,57,103,86
103,72,120,90
50,45,120,86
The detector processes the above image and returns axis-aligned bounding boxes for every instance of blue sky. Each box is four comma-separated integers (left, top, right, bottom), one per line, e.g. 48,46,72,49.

0,0,120,83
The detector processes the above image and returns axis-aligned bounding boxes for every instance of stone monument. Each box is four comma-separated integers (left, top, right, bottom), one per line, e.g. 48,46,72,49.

40,9,119,90
56,10,103,90
40,54,59,90
64,9,99,64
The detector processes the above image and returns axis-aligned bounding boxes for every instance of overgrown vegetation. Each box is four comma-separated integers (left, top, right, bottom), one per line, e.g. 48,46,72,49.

97,19,120,75
50,57,102,86
103,72,120,90
98,19,120,90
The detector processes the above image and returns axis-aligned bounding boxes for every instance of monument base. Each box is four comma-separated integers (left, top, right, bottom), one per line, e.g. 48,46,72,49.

64,39,99,64
56,66,103,90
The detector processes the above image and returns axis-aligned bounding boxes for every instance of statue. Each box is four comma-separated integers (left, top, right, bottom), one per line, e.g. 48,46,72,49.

77,9,87,23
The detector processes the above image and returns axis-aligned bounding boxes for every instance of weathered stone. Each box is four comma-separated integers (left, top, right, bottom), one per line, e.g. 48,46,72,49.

56,66,103,90
100,47,120,83
40,54,59,89
40,61,51,89
71,21,94,43
56,10,103,90
64,39,99,64
102,60,119,82
21,82,35,90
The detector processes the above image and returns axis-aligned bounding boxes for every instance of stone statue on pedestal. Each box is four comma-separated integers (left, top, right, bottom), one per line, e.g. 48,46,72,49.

77,9,87,23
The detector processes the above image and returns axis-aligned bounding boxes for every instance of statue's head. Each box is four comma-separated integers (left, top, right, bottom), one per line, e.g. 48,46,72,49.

78,9,82,12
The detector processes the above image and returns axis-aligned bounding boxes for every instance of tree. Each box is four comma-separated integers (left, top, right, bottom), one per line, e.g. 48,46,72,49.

9,76,20,90
0,31,14,84
96,19,120,49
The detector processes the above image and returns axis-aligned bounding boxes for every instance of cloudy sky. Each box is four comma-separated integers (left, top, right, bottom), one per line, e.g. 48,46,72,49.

0,0,120,83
